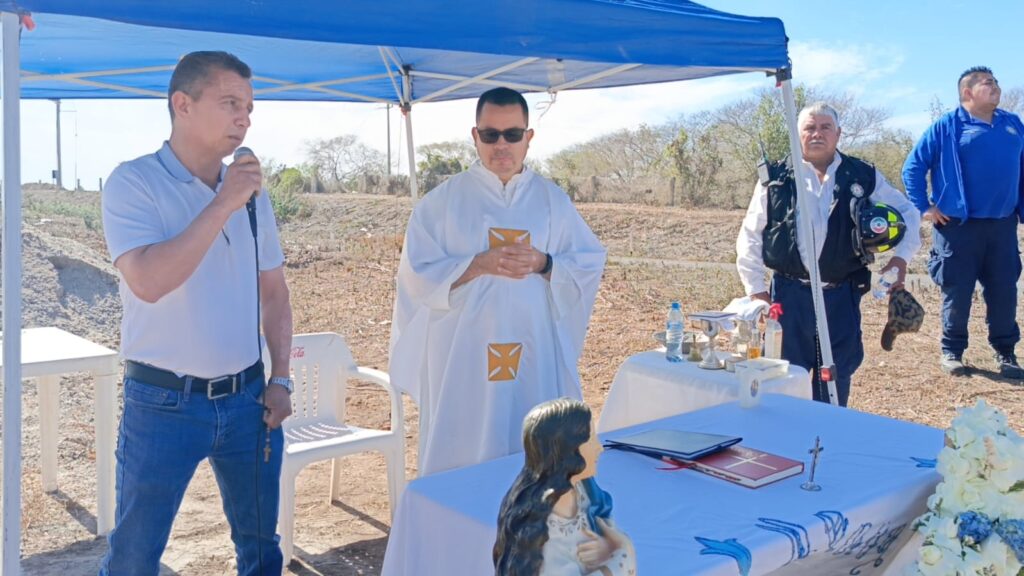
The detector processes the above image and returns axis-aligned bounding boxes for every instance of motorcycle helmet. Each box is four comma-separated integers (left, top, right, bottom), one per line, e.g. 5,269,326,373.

856,201,906,255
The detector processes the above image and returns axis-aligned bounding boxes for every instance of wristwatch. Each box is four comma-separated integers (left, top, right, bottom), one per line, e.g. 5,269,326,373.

268,375,294,394
539,253,553,275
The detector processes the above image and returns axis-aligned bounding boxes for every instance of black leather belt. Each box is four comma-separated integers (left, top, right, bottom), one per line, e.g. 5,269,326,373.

777,274,841,290
124,360,264,399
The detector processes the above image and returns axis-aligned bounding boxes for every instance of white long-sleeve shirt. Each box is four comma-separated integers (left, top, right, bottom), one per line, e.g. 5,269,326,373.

735,151,921,296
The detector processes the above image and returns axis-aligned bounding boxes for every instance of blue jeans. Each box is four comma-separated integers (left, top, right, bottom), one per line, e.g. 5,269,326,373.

928,216,1021,356
99,372,284,575
772,274,865,407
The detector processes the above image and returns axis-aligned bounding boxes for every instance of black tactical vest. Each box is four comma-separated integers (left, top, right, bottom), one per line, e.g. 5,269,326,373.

762,152,876,284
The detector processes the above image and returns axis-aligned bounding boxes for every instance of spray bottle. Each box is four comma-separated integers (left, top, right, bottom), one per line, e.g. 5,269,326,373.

764,303,784,359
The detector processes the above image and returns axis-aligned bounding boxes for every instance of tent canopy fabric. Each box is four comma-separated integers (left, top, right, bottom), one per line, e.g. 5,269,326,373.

1,0,789,103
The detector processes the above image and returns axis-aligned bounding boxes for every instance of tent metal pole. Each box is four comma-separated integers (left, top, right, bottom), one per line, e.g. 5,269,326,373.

405,109,416,198
1,11,24,575
779,78,838,406
386,103,392,176
402,68,417,199
53,98,61,188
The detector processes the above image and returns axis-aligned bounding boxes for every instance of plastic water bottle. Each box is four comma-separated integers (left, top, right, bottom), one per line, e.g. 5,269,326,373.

873,268,899,300
665,301,684,362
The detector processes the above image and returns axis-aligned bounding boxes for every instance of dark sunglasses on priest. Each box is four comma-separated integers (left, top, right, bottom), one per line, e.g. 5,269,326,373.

476,127,527,144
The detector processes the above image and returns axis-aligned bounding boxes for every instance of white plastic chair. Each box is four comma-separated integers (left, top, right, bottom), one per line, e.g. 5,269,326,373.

268,332,405,566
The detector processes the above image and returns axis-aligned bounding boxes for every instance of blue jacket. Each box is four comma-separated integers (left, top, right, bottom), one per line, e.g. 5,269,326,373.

902,107,1024,222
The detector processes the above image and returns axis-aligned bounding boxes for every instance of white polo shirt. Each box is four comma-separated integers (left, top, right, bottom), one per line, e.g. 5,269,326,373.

102,141,285,378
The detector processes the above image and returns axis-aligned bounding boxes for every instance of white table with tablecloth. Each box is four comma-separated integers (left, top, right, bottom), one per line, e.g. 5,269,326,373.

597,350,812,433
382,394,942,576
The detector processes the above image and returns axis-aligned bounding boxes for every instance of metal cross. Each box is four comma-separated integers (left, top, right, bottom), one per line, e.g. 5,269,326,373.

801,436,824,492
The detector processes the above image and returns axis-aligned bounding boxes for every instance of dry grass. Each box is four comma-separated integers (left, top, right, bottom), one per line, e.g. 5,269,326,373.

7,190,1023,575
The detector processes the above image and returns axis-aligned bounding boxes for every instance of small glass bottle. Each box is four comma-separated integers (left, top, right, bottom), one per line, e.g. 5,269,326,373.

746,321,762,360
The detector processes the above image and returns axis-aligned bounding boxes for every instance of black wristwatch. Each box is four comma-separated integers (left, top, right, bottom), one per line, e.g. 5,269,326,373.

539,253,553,275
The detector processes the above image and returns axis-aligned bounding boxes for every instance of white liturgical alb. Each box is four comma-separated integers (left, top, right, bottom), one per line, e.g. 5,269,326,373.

390,162,606,475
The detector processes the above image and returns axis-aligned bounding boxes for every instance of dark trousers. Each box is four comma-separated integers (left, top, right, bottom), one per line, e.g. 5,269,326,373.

771,275,864,407
928,216,1021,356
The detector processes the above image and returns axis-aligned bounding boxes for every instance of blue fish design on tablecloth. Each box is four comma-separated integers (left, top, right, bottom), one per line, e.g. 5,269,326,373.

814,510,849,550
756,517,809,562
694,536,752,576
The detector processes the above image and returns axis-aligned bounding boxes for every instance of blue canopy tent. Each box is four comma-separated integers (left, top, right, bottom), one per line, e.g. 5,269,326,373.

0,2,835,572
8,0,792,199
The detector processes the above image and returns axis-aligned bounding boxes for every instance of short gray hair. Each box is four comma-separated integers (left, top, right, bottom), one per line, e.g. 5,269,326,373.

798,102,841,129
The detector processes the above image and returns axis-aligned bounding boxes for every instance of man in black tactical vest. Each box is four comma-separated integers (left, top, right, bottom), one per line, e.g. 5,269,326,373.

735,102,921,407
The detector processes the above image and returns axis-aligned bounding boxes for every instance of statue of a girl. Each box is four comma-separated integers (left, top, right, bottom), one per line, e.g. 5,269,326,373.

494,397,636,576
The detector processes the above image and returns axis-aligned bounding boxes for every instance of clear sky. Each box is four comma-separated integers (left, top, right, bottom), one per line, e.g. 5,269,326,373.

17,0,1024,189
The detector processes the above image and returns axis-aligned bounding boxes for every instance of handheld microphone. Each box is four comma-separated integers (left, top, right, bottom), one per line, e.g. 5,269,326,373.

233,146,260,198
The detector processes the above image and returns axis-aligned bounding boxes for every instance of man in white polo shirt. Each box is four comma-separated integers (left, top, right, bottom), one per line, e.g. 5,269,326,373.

99,51,294,575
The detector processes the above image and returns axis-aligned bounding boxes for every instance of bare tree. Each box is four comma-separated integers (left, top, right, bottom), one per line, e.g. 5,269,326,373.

847,128,915,188
305,134,385,191
417,140,477,190
664,112,723,206
928,95,951,123
1001,87,1024,115
929,85,1023,119
545,124,673,182
715,85,890,165
416,141,477,172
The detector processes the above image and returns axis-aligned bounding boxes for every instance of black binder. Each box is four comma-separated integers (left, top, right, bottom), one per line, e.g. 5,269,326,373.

604,429,741,461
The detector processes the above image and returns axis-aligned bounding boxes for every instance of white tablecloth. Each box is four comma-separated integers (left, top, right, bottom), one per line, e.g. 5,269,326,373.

382,394,942,576
598,350,812,433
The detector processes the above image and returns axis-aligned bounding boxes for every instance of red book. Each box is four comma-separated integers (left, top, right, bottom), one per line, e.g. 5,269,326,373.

669,445,804,489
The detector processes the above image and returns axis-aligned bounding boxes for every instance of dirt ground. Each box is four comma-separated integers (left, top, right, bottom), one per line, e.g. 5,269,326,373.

2,188,1022,575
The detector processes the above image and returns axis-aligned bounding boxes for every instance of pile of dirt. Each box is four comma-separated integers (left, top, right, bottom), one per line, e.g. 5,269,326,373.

1,223,120,348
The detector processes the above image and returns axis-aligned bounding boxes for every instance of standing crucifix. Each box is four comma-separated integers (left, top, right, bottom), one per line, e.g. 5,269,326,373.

801,436,824,492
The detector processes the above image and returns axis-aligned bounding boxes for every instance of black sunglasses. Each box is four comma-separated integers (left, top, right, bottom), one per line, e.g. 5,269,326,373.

476,127,526,144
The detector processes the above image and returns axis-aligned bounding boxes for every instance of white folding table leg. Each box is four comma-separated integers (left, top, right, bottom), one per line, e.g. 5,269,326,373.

94,369,118,536
37,375,60,493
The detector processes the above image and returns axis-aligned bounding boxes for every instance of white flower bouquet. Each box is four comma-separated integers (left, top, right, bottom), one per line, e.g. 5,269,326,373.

906,400,1024,576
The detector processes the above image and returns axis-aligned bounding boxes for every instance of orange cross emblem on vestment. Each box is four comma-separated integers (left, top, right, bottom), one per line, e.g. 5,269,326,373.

488,228,531,249
487,343,523,382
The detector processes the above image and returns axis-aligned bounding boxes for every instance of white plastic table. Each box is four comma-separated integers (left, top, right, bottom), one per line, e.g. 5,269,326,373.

2,327,119,535
598,350,812,433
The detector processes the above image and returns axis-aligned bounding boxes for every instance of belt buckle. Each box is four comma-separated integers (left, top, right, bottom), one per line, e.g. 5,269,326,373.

207,374,238,399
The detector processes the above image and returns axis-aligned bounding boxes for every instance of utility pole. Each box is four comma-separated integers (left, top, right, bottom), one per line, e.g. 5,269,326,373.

71,110,77,190
386,103,392,176
52,98,62,189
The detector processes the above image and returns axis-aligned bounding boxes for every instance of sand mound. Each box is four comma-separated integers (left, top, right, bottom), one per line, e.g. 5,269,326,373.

1,223,120,348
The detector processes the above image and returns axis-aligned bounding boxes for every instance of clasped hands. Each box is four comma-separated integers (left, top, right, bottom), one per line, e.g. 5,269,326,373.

453,241,550,290
474,243,547,279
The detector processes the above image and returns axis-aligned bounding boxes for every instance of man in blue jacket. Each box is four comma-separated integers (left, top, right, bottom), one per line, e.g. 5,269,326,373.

903,66,1024,378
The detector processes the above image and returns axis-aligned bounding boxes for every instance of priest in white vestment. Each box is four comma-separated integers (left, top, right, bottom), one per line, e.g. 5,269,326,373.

390,87,606,476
